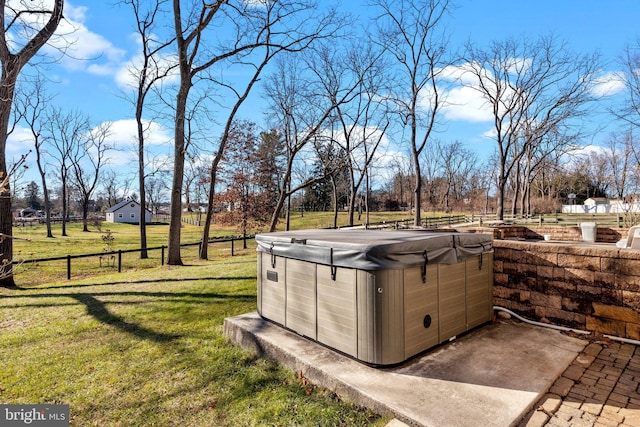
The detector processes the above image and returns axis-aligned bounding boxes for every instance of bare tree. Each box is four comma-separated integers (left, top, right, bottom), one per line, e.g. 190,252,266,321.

145,172,170,216
16,74,54,237
309,140,348,228
70,122,113,232
101,169,122,207
372,0,451,226
600,129,640,201
437,140,477,212
121,0,175,258
43,108,90,236
0,0,64,287
463,35,601,220
313,42,389,226
618,40,640,129
387,155,414,213
192,0,343,260
516,127,581,216
611,40,640,198
263,49,367,232
465,160,494,215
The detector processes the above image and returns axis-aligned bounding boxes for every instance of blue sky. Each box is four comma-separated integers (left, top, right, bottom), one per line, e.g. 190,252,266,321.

6,0,640,192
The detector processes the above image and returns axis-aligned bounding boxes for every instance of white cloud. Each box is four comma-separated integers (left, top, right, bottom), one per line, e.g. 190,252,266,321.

428,64,496,123
440,85,494,123
103,119,173,169
504,57,532,75
559,144,610,168
481,127,497,140
438,63,484,85
569,144,609,158
241,0,271,7
10,1,128,75
6,127,35,155
105,119,173,151
590,71,626,97
114,52,179,90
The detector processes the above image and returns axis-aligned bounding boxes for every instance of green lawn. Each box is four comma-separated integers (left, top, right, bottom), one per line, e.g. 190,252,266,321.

0,251,387,426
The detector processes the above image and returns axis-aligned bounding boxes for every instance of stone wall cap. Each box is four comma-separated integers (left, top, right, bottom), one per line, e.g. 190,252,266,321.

493,240,640,260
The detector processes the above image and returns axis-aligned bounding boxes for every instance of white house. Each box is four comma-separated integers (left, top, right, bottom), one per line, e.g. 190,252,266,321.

105,199,152,224
563,197,640,214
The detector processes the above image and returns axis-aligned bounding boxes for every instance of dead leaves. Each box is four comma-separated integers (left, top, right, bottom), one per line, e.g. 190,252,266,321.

297,371,316,396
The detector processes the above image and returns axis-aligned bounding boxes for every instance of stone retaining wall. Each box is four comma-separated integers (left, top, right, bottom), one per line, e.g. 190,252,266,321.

492,237,640,340
473,225,624,243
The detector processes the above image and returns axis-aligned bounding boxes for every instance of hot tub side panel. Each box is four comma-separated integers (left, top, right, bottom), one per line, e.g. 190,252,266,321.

404,265,439,359
466,252,494,330
285,259,317,339
316,265,358,357
257,252,286,325
438,262,467,341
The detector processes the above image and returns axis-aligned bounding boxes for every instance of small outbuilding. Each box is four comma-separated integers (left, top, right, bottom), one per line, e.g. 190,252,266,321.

584,197,609,211
105,199,152,224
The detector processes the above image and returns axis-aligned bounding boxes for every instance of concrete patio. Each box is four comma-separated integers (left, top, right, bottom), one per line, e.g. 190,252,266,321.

224,312,587,427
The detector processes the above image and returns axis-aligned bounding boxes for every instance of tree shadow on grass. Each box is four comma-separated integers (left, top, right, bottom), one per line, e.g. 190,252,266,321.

2,277,257,342
1,290,255,304
70,293,180,343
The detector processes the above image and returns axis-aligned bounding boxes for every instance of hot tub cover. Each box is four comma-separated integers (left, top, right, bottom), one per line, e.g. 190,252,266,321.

255,229,492,271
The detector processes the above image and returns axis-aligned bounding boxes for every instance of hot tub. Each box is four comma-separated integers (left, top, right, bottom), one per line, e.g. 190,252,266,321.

256,229,493,366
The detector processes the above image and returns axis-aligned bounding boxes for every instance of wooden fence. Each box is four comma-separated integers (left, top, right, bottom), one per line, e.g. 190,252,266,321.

22,235,253,280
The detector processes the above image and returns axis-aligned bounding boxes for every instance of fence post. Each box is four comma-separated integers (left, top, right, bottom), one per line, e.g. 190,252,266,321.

231,238,235,256
67,255,71,280
118,250,122,272
161,246,165,265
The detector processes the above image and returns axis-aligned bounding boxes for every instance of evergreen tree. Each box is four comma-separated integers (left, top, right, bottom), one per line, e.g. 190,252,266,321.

24,181,42,210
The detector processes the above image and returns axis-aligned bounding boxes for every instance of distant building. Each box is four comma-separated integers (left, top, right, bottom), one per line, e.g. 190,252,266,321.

18,208,37,217
105,199,152,224
562,197,640,214
582,197,610,212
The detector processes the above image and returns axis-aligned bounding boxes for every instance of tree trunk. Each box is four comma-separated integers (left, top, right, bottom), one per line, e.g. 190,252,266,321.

412,154,422,226
330,176,338,229
496,175,507,221
365,167,370,226
285,193,291,231
200,161,224,260
82,196,89,232
511,162,520,218
0,196,14,288
270,187,288,232
61,181,68,237
35,144,53,238
0,0,63,287
347,188,356,226
137,104,148,258
0,61,19,286
269,158,295,232
167,82,189,265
